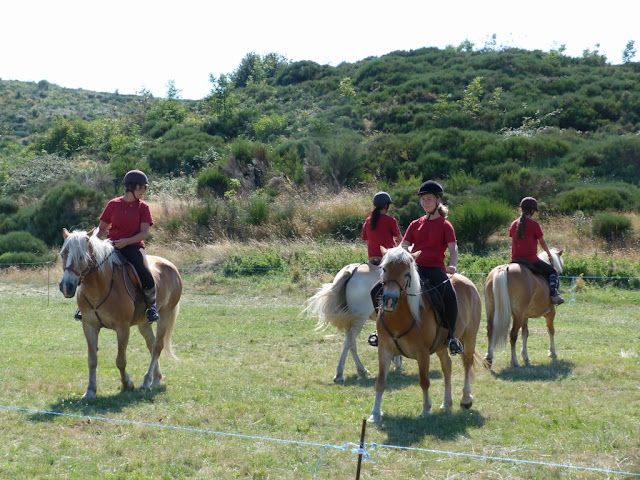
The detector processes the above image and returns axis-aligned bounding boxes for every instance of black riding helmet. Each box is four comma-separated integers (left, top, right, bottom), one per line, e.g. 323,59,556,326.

417,180,444,197
520,196,538,211
373,191,392,208
123,170,149,186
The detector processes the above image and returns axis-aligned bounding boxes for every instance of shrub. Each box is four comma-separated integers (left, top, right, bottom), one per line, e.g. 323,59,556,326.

448,197,513,251
554,184,640,213
21,182,104,246
592,213,632,242
0,251,55,265
223,247,284,276
197,166,230,197
0,231,49,255
326,214,363,241
0,198,19,214
247,194,270,226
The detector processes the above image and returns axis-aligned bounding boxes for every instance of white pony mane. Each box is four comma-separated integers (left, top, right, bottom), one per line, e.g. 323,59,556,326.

380,246,424,322
62,230,123,271
538,247,563,273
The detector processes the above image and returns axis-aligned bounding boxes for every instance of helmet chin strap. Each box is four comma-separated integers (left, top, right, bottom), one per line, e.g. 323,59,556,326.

425,204,439,220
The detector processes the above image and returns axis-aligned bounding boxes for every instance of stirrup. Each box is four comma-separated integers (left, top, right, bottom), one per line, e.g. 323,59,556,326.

551,295,565,305
146,307,160,323
368,331,379,347
448,338,464,355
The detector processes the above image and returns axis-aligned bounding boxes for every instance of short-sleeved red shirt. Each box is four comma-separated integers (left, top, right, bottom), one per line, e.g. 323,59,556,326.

99,197,153,247
403,215,456,270
509,218,543,262
361,213,401,259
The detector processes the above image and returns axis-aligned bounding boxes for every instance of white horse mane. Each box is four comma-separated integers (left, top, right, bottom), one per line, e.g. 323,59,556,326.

538,247,564,273
62,230,124,271
380,246,424,322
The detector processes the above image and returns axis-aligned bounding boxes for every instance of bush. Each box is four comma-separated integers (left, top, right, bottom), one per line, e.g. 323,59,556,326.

0,231,49,255
592,213,632,242
326,214,363,241
21,182,104,246
247,194,270,225
223,247,284,276
197,167,230,197
0,251,56,265
554,184,640,213
448,197,513,251
0,198,19,214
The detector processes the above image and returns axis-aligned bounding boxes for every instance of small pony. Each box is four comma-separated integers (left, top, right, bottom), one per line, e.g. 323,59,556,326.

59,228,182,399
484,248,565,368
368,246,483,423
303,262,403,382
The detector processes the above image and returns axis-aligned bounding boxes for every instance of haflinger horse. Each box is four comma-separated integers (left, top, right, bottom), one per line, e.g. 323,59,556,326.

484,248,564,368
368,246,482,424
59,228,182,399
303,262,403,383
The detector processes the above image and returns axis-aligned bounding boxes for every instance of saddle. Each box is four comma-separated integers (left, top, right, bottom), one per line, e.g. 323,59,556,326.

420,278,451,355
511,258,548,283
114,251,145,304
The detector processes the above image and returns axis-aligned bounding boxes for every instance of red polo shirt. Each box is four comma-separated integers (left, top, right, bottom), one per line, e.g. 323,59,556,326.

509,218,543,263
361,214,401,258
403,215,456,270
100,197,153,247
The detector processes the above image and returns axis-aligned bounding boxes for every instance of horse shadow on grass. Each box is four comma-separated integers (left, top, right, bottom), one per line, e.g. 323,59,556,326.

333,368,443,391
28,386,166,423
374,408,486,446
490,359,574,382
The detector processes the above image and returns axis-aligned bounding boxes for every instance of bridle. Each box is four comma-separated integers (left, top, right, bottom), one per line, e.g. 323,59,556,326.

64,248,115,285
379,266,417,357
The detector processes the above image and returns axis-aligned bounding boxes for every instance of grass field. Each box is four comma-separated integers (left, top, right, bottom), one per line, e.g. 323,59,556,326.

0,266,639,479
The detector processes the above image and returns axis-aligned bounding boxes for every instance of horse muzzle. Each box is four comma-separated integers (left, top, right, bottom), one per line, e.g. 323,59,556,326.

382,291,400,312
59,280,77,298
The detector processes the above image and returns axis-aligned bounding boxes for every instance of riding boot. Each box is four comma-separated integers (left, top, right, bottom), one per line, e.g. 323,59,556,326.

143,286,160,323
548,272,565,305
74,309,82,321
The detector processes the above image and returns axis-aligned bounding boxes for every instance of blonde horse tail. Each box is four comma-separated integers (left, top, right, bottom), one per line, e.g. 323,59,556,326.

163,301,180,360
302,265,358,331
490,268,512,351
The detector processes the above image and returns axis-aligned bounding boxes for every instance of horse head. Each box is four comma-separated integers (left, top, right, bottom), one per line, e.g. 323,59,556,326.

540,247,565,273
379,246,423,318
59,228,97,298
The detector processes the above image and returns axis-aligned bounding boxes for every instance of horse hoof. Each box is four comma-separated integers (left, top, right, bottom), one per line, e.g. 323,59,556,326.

460,399,473,410
357,369,371,378
484,356,493,367
395,364,405,373
333,375,344,383
81,391,96,401
367,413,381,424
548,351,558,358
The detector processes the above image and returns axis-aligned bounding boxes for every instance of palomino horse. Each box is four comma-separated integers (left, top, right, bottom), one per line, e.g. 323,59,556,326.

303,262,402,383
59,228,182,399
484,248,564,368
368,246,482,423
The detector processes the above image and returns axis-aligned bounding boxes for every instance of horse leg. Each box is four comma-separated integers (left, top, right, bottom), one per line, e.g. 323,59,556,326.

138,322,162,388
521,319,532,366
348,321,371,379
367,348,394,424
115,327,135,392
392,355,404,372
334,327,356,383
545,310,558,359
141,317,167,390
434,350,451,411
81,323,100,400
484,285,495,367
510,316,522,368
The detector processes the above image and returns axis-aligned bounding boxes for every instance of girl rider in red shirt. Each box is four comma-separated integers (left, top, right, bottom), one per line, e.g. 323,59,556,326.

510,197,564,304
402,180,464,355
75,170,160,323
361,191,402,265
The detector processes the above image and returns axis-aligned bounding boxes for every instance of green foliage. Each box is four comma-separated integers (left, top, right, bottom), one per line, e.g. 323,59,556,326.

592,213,632,242
0,197,19,214
325,214,363,241
0,230,49,255
247,193,270,226
554,184,640,214
30,118,93,156
1,153,76,196
222,246,284,276
146,127,218,174
0,251,55,265
196,166,230,197
253,114,289,142
448,197,513,251
23,181,104,245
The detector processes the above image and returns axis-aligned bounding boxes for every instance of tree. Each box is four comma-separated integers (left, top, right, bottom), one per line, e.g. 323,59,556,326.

165,79,182,100
208,74,237,119
622,40,637,63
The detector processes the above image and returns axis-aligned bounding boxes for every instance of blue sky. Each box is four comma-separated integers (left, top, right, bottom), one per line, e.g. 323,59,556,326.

2,0,638,100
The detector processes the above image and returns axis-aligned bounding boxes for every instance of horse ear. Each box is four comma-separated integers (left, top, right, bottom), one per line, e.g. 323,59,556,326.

63,228,70,239
558,248,564,256
411,250,422,260
87,227,97,237
380,246,388,255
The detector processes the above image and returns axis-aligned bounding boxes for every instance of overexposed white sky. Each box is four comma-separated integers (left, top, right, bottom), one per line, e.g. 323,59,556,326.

2,0,638,100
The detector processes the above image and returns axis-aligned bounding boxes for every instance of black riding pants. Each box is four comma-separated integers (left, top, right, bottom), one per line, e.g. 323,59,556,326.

119,245,155,290
417,266,458,337
530,259,560,296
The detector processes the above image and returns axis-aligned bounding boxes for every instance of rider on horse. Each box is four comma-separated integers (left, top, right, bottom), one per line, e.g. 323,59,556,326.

510,197,565,305
401,180,464,355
